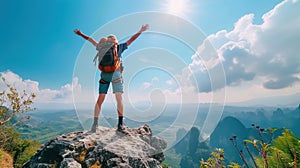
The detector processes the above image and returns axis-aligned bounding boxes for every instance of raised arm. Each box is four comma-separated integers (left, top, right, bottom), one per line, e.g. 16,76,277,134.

74,29,98,47
126,24,149,46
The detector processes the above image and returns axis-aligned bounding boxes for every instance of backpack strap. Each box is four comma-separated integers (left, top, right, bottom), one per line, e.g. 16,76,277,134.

112,77,122,83
99,77,122,84
93,53,99,65
100,78,109,84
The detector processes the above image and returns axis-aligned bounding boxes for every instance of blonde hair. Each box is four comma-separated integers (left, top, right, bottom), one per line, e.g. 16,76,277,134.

107,34,116,39
107,34,118,43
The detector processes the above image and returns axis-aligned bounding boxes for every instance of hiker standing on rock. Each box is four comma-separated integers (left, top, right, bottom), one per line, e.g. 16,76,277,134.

74,24,149,132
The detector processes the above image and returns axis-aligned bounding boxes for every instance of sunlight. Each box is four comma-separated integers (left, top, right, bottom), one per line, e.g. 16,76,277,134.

162,0,193,17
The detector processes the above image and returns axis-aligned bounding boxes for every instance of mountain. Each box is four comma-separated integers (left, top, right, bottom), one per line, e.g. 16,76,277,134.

23,125,167,168
228,93,300,107
209,116,286,165
209,116,248,163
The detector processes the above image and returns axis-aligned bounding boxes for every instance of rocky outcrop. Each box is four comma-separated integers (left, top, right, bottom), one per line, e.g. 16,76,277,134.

23,124,167,168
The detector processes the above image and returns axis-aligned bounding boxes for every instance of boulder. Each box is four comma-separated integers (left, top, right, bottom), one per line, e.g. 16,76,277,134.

23,124,167,168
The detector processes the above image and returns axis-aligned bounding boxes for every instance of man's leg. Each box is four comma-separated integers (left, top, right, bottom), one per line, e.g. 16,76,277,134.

91,94,106,132
115,92,124,129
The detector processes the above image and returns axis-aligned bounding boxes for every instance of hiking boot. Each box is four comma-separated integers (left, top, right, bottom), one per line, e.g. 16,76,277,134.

117,124,129,135
117,124,125,131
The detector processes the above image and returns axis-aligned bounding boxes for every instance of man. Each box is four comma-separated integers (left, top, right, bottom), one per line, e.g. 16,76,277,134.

74,24,149,132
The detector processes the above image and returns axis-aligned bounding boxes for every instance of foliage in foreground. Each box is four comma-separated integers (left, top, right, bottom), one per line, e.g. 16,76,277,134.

0,77,40,168
0,122,40,167
200,127,300,168
0,77,36,126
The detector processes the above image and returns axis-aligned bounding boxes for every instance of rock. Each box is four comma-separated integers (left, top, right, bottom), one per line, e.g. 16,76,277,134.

23,124,167,168
60,158,81,168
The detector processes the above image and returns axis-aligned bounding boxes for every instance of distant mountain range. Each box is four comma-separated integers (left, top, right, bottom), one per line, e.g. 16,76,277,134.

228,93,300,107
34,92,300,111
17,103,300,167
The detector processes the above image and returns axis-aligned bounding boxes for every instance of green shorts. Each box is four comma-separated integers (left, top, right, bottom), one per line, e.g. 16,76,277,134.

99,71,123,94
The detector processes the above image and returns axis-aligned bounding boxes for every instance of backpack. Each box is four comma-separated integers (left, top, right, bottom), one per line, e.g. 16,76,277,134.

93,38,121,73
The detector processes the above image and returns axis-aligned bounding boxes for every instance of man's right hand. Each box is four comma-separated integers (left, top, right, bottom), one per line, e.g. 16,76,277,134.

139,24,149,33
74,29,82,36
74,29,90,41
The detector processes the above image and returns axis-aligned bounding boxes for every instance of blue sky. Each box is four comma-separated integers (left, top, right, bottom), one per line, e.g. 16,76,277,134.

1,0,299,108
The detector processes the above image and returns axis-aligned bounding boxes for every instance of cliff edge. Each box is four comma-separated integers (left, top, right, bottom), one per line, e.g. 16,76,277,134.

23,124,167,168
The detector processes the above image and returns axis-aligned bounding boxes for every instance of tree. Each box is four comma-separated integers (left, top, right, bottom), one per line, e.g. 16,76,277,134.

0,77,39,168
0,77,36,126
200,148,227,168
0,126,40,168
230,124,299,168
202,128,300,168
261,129,299,168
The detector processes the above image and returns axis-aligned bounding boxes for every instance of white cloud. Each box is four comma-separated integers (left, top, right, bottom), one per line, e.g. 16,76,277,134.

121,0,300,105
140,77,161,90
152,77,159,82
191,0,300,92
141,82,152,90
0,70,81,104
166,80,173,85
